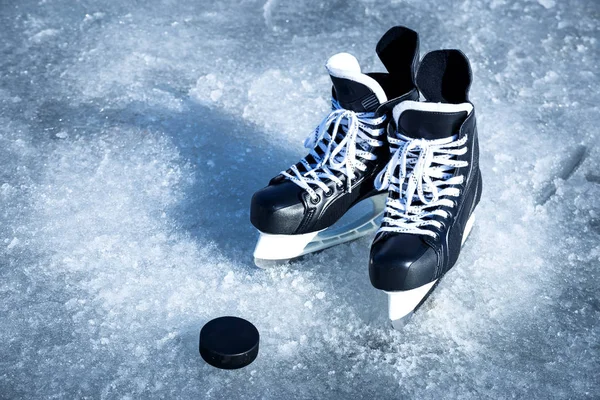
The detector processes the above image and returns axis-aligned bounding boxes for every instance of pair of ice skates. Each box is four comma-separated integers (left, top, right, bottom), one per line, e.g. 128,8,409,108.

250,26,482,329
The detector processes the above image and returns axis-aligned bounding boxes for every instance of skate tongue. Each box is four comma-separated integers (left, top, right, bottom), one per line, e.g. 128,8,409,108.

326,53,387,112
393,100,473,140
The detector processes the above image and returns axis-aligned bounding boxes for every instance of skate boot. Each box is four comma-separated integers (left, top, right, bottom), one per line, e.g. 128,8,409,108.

251,26,420,267
369,50,483,329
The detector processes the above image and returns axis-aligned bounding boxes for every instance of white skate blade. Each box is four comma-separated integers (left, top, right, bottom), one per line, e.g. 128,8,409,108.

386,213,476,328
253,230,321,266
387,280,437,329
253,193,387,267
461,212,475,247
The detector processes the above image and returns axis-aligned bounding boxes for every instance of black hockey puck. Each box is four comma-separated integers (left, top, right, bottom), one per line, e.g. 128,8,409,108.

199,316,259,370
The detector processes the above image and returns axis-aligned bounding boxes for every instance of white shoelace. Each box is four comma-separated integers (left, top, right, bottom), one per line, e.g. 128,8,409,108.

375,133,469,237
282,99,386,201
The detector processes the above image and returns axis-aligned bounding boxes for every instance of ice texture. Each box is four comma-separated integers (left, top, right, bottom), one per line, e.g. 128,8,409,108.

1,0,599,398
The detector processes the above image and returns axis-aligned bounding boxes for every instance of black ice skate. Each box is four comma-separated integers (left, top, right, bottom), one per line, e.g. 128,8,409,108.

250,26,420,267
369,50,483,329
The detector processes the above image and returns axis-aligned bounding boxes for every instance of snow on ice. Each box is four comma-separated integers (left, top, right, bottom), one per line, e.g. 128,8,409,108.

0,0,598,398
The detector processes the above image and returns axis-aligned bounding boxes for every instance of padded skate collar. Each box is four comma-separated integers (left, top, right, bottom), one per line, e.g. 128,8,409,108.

325,27,419,112
393,100,473,125
326,52,387,111
393,100,473,140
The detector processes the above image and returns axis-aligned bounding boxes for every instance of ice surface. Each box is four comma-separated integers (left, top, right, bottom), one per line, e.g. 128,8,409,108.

0,0,599,398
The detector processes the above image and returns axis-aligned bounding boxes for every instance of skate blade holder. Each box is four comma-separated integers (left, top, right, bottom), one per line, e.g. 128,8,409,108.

253,194,387,267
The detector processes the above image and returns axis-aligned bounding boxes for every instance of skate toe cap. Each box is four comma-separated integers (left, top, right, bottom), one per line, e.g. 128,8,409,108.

369,233,438,291
250,182,306,234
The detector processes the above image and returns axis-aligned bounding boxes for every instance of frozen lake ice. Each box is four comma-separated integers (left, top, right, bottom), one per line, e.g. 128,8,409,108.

0,0,598,398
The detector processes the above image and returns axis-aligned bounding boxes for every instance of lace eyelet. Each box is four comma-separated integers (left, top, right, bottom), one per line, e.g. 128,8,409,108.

324,189,334,197
310,195,321,205
336,183,344,190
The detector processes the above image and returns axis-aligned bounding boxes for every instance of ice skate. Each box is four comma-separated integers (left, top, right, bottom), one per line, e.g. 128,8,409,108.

251,26,420,267
368,50,483,328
